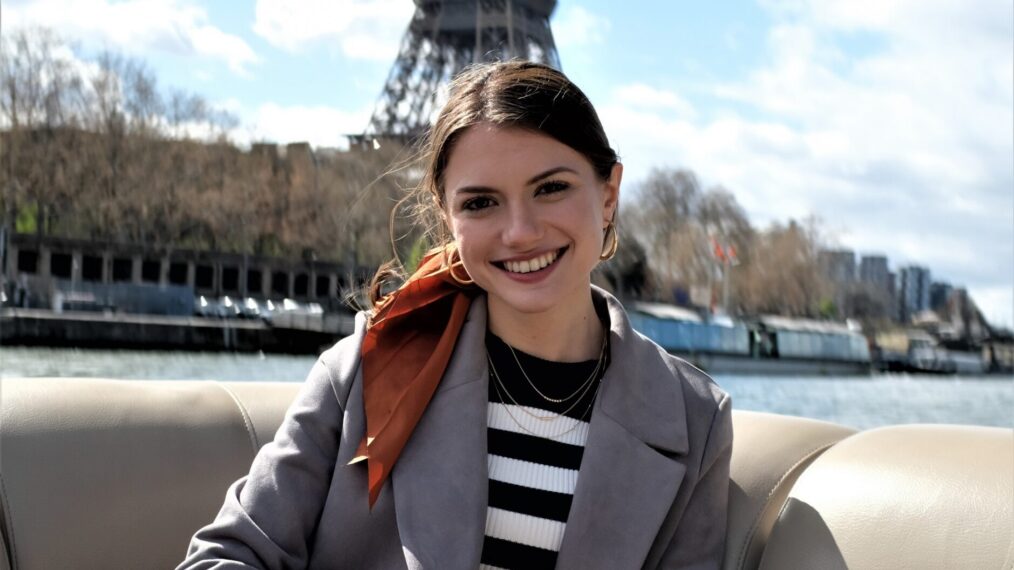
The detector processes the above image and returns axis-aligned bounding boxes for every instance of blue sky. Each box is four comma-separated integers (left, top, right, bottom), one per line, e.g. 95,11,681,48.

6,0,1013,326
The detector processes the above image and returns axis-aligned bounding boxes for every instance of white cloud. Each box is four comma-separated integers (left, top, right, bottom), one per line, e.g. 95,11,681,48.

4,0,258,75
763,0,1011,46
252,0,413,62
614,84,696,119
236,102,373,150
604,0,1012,325
553,5,611,49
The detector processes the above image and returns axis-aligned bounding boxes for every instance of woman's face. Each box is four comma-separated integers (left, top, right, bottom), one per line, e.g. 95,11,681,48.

442,124,621,318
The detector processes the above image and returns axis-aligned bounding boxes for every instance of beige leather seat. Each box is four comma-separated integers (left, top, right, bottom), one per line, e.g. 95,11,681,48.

1,378,1011,570
724,411,856,570
758,424,1014,570
0,378,300,570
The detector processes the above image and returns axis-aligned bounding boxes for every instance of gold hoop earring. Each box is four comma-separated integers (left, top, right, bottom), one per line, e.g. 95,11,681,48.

599,221,619,261
443,244,475,286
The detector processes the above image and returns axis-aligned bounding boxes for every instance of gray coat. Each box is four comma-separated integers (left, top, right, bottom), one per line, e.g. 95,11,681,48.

180,288,733,569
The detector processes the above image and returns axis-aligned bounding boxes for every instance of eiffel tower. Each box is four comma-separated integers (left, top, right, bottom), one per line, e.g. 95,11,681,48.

365,0,561,140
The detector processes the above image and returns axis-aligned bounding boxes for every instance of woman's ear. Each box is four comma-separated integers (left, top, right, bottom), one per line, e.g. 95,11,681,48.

603,163,623,223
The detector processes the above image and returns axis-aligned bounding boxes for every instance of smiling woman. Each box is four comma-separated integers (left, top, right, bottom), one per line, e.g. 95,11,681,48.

443,125,621,358
180,61,733,570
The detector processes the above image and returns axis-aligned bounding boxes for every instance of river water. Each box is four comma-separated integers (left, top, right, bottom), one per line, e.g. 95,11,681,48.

2,346,1011,430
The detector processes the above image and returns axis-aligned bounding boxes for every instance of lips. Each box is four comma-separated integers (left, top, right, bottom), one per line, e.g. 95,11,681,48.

494,246,567,274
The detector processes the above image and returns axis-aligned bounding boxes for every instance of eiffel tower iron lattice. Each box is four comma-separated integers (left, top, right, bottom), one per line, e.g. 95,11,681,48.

365,0,561,139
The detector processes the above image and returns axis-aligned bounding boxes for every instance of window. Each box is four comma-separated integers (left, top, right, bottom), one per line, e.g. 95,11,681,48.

17,250,38,273
294,273,309,296
82,255,103,282
315,274,331,298
247,269,262,294
50,253,72,278
271,271,288,296
112,258,132,282
222,266,239,292
142,259,161,283
195,265,214,290
168,262,188,285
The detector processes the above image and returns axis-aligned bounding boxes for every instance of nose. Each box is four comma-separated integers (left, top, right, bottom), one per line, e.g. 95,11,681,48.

501,202,543,249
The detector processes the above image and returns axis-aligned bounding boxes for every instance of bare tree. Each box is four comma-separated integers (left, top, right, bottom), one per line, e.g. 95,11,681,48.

626,168,754,308
630,168,700,286
733,218,830,317
0,27,86,236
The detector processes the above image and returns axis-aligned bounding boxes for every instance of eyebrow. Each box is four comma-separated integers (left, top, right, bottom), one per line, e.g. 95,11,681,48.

452,166,579,196
526,166,578,185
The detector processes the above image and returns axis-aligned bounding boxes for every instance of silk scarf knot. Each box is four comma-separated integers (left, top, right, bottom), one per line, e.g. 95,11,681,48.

350,246,476,507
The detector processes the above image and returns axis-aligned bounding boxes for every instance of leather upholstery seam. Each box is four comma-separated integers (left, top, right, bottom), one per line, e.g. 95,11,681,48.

0,472,18,570
214,382,261,452
734,439,842,570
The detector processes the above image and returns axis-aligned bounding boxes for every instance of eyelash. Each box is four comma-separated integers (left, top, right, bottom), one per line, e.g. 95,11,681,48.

461,196,495,211
460,180,571,212
537,180,571,195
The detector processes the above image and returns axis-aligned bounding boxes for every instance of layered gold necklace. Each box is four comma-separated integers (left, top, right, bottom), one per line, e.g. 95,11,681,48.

486,334,608,440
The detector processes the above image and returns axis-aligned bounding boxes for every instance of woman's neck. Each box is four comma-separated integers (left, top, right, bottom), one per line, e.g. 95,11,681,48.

486,289,604,362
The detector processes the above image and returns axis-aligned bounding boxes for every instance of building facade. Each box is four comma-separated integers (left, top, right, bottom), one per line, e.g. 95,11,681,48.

930,281,954,311
1,233,367,314
898,265,932,322
819,249,857,283
859,255,889,287
854,254,894,320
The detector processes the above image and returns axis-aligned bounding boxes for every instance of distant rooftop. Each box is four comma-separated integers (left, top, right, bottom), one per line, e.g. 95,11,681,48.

629,301,703,323
758,315,857,335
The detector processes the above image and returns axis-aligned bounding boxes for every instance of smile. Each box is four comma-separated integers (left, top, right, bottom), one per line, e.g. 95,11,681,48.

495,247,567,274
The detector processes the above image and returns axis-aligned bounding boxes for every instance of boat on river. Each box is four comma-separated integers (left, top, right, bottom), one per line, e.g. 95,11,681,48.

875,329,990,375
628,302,872,376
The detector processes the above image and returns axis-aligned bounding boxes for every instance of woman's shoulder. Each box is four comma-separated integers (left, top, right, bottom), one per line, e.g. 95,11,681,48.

598,286,729,414
620,328,733,477
313,311,369,409
604,308,731,468
629,327,729,412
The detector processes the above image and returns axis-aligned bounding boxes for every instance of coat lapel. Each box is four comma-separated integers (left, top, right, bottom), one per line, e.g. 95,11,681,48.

390,297,490,570
556,290,691,570
385,289,692,570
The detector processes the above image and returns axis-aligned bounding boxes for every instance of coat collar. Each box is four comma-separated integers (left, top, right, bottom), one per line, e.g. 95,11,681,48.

389,296,490,569
388,287,691,569
592,286,690,456
555,287,691,569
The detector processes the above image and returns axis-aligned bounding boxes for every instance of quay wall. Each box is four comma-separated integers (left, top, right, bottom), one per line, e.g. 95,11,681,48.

2,233,372,311
1,309,355,354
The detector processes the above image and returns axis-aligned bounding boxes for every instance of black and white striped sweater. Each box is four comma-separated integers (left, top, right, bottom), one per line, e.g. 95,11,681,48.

480,332,608,570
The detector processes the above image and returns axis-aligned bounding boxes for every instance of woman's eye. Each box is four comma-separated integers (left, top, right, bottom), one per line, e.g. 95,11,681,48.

537,180,570,196
462,196,495,211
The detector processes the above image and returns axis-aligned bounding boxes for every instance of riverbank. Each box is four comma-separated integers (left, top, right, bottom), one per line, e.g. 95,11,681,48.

0,308,354,353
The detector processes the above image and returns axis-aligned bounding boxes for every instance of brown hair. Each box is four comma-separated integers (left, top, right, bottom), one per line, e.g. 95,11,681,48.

369,60,619,308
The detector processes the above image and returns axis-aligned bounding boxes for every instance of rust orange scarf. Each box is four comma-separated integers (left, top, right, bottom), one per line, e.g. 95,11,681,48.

350,246,476,507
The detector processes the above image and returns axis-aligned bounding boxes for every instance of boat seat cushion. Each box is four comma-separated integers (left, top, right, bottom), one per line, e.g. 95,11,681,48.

758,424,1014,570
2,378,1010,570
724,411,855,570
0,378,299,570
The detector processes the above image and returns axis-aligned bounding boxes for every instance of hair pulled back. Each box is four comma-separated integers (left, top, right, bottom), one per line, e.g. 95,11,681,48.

369,60,618,309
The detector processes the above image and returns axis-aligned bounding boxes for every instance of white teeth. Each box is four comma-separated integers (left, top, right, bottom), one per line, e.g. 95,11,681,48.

503,250,559,274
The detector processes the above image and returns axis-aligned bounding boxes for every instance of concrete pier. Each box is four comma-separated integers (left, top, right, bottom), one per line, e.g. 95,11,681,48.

0,308,356,354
